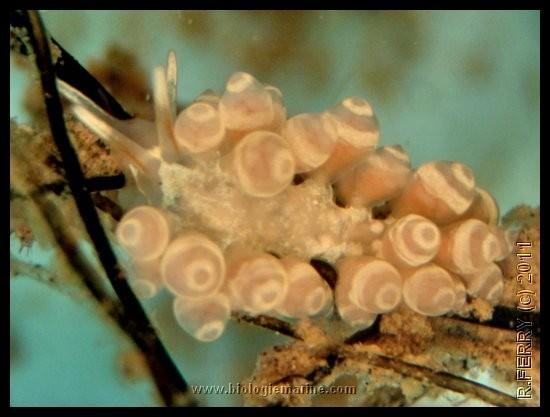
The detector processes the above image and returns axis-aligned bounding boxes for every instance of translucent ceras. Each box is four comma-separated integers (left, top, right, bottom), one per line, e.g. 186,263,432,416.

390,161,477,225
116,205,171,261
275,257,333,319
222,130,296,197
461,187,500,225
435,219,501,274
335,145,412,207
225,246,289,315
173,100,225,155
173,293,231,342
282,113,337,173
126,258,164,300
460,263,504,304
160,232,226,298
115,206,171,298
219,72,285,145
402,263,458,316
380,214,441,269
314,97,380,180
63,50,514,342
335,256,402,325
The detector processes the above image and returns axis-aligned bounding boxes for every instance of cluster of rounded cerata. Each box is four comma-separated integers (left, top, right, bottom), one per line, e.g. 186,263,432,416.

115,206,333,342
63,52,513,342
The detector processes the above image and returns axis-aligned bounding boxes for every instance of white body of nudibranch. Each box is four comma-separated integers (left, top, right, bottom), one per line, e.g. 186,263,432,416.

61,50,513,342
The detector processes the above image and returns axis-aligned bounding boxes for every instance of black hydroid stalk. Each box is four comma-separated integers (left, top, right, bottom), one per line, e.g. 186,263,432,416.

22,10,191,406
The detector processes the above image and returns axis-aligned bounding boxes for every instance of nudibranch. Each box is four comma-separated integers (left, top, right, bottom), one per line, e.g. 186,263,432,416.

59,51,513,342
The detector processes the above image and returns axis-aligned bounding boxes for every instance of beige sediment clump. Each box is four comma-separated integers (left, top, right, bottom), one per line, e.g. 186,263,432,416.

63,50,517,342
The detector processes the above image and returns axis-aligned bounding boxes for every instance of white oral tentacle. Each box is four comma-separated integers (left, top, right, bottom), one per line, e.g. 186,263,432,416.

153,66,179,162
72,105,161,174
166,50,178,122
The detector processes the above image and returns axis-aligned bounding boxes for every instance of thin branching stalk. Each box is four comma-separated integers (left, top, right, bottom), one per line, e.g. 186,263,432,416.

232,312,303,340
344,351,522,407
20,10,192,406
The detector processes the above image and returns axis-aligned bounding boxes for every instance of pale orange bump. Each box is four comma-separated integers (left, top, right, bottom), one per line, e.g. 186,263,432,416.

264,85,288,133
380,214,441,268
219,72,275,132
461,187,500,226
173,101,225,154
129,258,163,300
335,145,412,207
402,263,457,316
336,256,402,314
450,273,467,312
390,161,477,225
275,257,333,319
194,89,221,107
313,96,380,180
459,263,504,304
435,219,501,274
282,113,337,173
173,292,231,342
225,247,289,315
160,232,226,298
335,283,378,329
115,206,171,262
348,220,386,245
229,130,296,197
488,226,514,261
